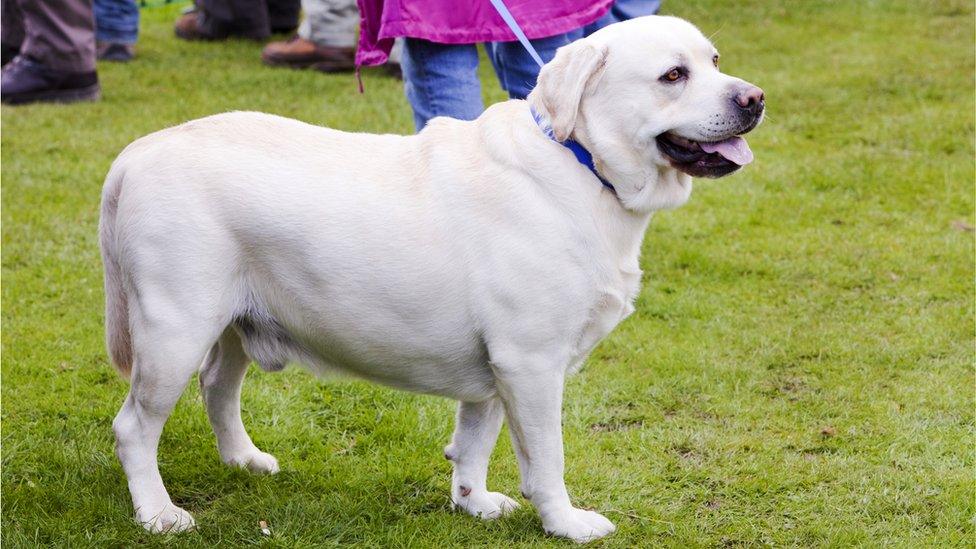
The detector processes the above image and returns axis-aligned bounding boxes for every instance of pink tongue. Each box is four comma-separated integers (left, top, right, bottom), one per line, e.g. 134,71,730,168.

700,136,754,165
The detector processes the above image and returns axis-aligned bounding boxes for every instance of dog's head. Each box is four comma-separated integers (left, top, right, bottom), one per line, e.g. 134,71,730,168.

528,16,764,212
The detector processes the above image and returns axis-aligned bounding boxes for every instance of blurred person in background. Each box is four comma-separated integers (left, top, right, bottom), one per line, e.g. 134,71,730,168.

174,0,300,41
262,0,401,76
262,0,358,71
1,0,100,104
356,0,659,131
95,0,140,61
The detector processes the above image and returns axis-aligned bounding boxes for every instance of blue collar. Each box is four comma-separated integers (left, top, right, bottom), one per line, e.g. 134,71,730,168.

485,0,615,195
530,106,616,195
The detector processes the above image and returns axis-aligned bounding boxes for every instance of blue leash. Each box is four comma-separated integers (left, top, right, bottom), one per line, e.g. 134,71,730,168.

488,0,616,194
488,0,545,68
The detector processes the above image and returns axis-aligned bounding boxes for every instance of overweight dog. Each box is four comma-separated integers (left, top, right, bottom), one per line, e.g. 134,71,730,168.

100,16,763,542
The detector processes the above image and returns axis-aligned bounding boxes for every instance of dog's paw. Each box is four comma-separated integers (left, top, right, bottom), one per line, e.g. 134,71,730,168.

224,448,280,474
452,488,520,520
542,507,615,543
137,502,196,534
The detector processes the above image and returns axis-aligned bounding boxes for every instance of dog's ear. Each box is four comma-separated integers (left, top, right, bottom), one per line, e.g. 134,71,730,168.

531,41,609,142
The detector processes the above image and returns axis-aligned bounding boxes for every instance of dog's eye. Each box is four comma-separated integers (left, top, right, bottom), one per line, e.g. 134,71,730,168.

713,54,720,68
661,67,685,82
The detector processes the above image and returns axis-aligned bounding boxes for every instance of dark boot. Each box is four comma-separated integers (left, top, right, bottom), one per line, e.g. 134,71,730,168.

1,55,99,105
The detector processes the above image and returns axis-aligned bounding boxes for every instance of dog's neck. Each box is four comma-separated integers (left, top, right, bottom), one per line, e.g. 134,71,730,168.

529,106,616,196
574,120,694,214
506,102,656,270
525,101,693,215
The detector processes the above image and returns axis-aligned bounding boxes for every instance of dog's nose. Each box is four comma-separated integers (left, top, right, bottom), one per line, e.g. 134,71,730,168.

734,85,765,115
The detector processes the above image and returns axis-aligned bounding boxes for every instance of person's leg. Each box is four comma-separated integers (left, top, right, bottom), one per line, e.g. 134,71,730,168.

388,38,402,65
18,0,97,73
94,0,139,45
262,0,398,74
487,31,581,100
266,0,300,33
199,0,270,38
261,0,357,71
1,0,26,64
1,0,100,104
584,0,661,35
177,0,281,41
94,0,138,61
299,0,357,48
400,39,483,132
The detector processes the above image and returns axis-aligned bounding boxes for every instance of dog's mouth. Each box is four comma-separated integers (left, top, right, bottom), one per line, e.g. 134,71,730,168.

655,133,754,178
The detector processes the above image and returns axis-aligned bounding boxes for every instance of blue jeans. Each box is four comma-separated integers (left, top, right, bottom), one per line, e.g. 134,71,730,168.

401,33,579,132
400,0,660,132
94,0,139,45
584,0,661,34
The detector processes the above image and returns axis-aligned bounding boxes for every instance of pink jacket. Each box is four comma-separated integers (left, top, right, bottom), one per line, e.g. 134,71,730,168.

355,0,613,66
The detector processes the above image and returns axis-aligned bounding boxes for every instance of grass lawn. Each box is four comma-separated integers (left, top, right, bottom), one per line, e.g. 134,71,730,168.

2,0,974,546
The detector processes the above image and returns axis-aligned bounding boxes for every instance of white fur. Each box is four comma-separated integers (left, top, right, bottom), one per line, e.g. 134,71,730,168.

100,16,759,542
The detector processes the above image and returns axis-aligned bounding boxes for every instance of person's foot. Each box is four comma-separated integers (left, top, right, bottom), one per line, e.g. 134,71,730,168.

1,43,19,66
261,36,355,72
98,42,135,62
1,55,100,105
174,8,266,41
174,9,214,41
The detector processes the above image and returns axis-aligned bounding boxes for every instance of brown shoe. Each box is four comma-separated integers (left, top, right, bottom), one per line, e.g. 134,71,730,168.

175,9,267,41
174,10,212,41
261,36,355,72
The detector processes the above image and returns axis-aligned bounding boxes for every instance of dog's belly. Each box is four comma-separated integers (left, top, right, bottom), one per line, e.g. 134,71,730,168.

232,227,498,401
236,292,496,400
299,310,495,401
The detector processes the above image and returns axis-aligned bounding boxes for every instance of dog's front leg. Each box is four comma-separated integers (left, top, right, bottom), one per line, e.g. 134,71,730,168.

494,366,615,543
445,399,519,519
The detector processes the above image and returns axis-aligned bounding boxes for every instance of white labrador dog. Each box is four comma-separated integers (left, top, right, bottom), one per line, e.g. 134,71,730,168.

100,15,763,542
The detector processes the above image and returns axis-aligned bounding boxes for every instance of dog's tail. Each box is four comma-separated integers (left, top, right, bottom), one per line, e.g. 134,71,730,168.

99,159,133,379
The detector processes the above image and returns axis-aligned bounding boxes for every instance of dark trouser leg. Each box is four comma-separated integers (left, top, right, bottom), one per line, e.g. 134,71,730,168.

197,0,299,39
2,0,26,50
198,0,270,39
1,0,25,64
267,0,300,32
15,0,96,72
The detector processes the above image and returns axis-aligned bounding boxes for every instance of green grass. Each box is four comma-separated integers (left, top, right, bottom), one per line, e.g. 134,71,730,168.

2,0,974,546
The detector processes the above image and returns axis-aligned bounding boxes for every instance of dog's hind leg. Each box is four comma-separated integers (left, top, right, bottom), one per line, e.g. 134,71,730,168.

444,398,519,519
200,328,279,473
113,304,219,533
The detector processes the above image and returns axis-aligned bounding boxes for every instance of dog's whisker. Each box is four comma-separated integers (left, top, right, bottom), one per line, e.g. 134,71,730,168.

707,22,726,42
